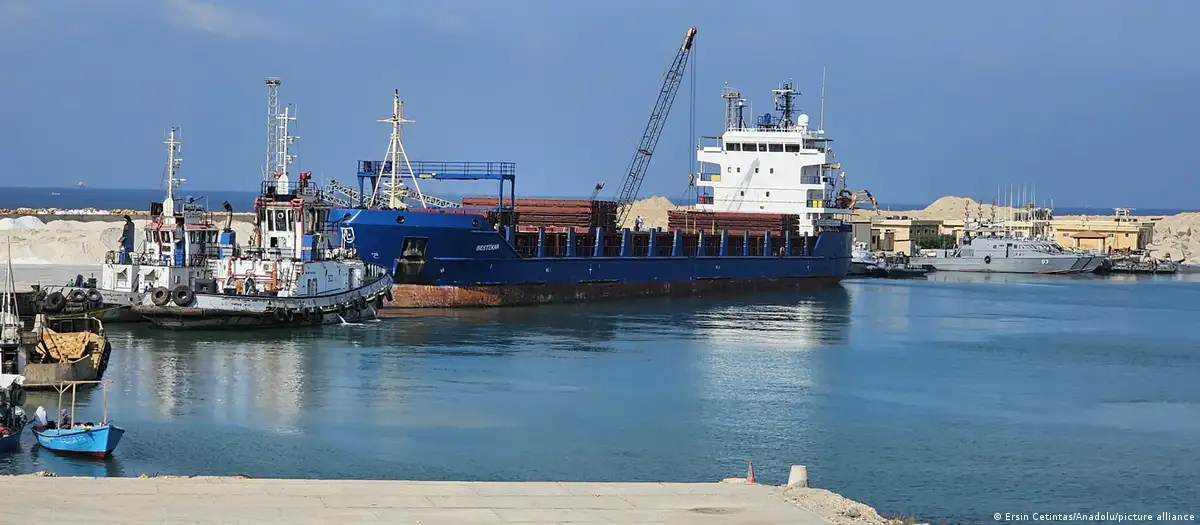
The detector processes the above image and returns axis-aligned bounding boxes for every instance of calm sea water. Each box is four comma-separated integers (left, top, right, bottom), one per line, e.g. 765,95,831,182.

0,274,1198,524
1,186,1195,216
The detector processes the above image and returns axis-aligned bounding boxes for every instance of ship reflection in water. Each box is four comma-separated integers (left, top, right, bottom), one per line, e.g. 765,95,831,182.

2,287,854,479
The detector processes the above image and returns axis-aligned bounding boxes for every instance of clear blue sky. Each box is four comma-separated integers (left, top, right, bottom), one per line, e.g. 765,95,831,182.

1,0,1197,208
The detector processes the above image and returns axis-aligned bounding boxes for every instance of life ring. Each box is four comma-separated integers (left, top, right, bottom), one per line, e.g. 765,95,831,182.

984,255,992,264
43,292,67,313
68,289,87,303
171,285,195,306
86,289,103,304
151,287,172,306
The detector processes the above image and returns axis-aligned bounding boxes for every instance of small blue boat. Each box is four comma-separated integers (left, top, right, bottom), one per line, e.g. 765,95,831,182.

31,380,124,457
34,424,124,457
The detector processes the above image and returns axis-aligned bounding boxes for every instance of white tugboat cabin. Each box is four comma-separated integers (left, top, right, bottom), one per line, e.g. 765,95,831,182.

33,128,224,322
695,82,852,236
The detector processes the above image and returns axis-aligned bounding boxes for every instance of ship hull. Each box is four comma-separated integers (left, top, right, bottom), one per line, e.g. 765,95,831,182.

924,256,1087,274
340,209,853,308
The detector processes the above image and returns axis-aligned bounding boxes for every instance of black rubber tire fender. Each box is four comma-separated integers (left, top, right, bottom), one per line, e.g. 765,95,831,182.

171,285,195,306
151,287,172,307
384,288,394,302
86,289,103,304
284,308,295,323
43,292,67,313
68,289,87,303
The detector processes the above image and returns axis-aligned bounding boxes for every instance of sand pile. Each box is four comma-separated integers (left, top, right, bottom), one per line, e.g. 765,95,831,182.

618,195,687,230
1146,212,1200,264
0,216,47,230
783,487,928,525
1,219,256,265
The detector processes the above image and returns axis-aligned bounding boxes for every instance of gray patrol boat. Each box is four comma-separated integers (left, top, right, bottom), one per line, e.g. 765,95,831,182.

920,225,1097,274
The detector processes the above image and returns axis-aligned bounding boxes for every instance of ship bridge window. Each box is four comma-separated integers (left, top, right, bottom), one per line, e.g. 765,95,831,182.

768,144,783,152
757,144,768,152
742,143,758,151
785,143,800,152
725,142,741,151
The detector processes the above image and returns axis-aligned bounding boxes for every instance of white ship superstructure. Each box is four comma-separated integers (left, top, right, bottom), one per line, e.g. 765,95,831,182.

695,82,851,236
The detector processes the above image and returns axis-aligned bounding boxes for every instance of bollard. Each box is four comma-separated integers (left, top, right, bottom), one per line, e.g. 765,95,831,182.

787,465,808,488
745,462,757,485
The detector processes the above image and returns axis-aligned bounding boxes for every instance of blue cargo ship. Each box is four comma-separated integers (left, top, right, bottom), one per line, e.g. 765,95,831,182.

328,83,854,307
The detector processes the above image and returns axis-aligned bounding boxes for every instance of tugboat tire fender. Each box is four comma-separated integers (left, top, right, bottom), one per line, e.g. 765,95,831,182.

274,308,287,322
300,308,312,322
32,289,47,303
384,288,394,302
86,289,104,304
68,289,87,303
151,287,172,307
284,308,295,323
44,292,67,313
356,296,368,310
374,295,384,309
171,285,195,306
11,386,25,407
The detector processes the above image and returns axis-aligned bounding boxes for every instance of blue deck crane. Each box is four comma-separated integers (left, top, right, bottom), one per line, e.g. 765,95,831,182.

614,26,697,228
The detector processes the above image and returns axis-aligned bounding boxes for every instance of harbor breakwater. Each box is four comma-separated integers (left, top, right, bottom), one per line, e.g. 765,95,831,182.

4,470,926,525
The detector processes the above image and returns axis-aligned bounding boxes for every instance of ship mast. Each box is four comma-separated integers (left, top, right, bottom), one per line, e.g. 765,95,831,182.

370,89,426,210
773,81,798,128
1,237,18,347
263,77,296,190
264,78,281,184
162,127,184,217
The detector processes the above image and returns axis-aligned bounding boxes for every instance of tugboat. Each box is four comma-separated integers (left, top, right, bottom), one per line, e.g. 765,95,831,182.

32,128,223,323
130,79,393,329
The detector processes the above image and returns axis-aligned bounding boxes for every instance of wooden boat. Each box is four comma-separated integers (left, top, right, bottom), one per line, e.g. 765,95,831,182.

0,374,28,453
1,240,113,389
32,380,124,457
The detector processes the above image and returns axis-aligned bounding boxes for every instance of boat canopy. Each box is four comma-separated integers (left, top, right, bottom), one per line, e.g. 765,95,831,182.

0,374,25,390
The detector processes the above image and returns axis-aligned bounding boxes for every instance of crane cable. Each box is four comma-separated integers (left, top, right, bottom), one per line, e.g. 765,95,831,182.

678,39,698,208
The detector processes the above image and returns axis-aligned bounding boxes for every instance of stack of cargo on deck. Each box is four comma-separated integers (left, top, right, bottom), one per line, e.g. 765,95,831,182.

461,197,618,232
667,210,799,234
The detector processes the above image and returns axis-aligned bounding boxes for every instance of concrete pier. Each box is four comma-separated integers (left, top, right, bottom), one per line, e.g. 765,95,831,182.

0,476,826,524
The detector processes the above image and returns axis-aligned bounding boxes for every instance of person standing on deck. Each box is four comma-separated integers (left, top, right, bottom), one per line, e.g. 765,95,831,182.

634,215,644,232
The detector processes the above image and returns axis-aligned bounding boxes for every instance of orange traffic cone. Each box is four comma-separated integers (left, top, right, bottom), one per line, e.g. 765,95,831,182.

745,462,757,484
